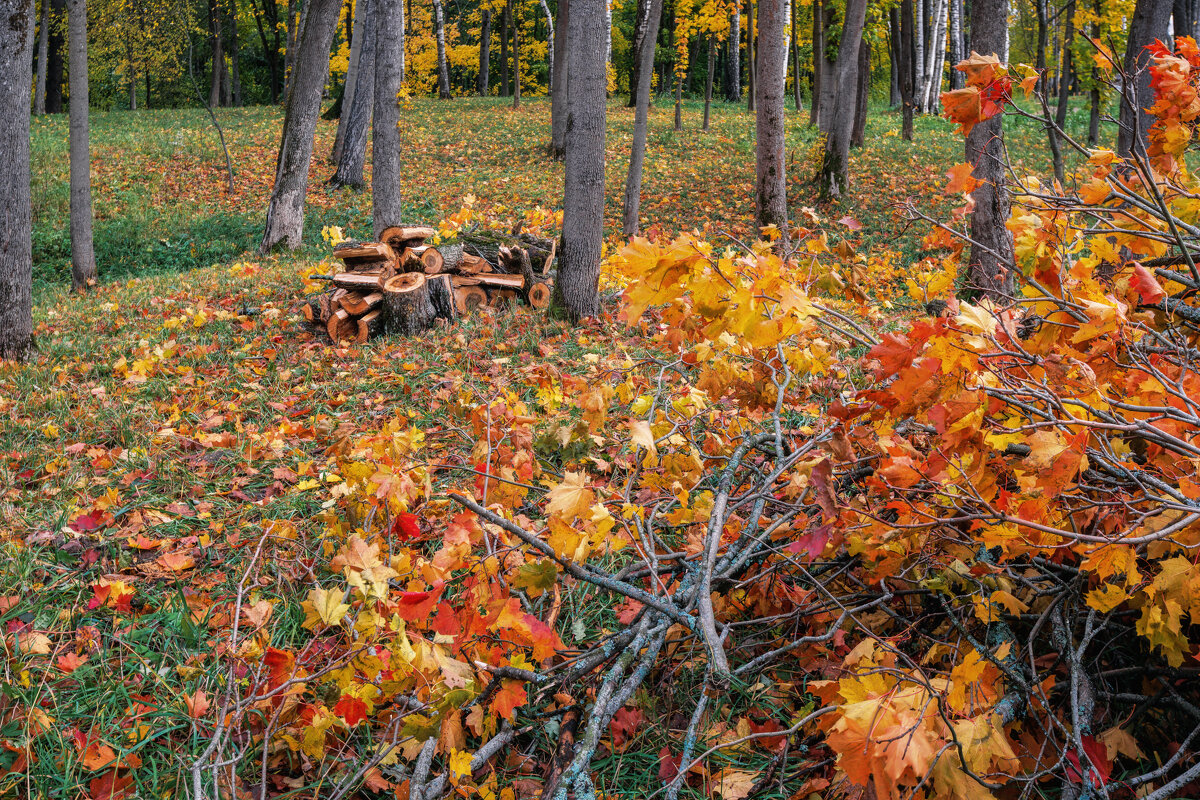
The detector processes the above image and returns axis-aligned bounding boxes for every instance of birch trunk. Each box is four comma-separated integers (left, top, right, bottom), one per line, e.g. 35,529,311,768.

556,0,607,323
726,6,740,100
0,0,34,359
478,8,490,94
920,0,945,113
628,0,651,106
947,0,962,88
433,0,450,98
259,0,342,252
913,0,925,111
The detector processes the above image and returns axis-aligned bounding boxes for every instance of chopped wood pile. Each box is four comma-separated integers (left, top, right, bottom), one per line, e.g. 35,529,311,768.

301,225,557,343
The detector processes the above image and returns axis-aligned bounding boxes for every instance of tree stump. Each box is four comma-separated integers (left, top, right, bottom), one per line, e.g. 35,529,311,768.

383,273,437,335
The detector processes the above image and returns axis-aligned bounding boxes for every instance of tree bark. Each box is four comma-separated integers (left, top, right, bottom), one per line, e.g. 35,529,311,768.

511,0,520,107
373,0,404,237
556,0,606,323
46,0,63,112
808,0,820,124
34,0,48,114
622,0,663,237
899,0,915,140
1035,0,1047,93
851,38,869,147
0,0,34,359
549,0,569,158
1086,0,1100,146
330,0,374,188
500,2,509,95
755,0,787,232
67,0,95,290
1052,0,1074,182
703,35,715,129
965,0,1014,298
947,0,962,88
1176,0,1200,41
1116,0,1172,157
432,0,451,98
746,0,755,111
628,0,651,106
539,0,554,93
726,5,741,100
208,0,223,107
913,0,925,108
229,0,241,106
478,8,490,94
920,0,946,113
790,0,802,110
816,0,836,129
817,0,866,199
259,0,342,252
332,0,369,162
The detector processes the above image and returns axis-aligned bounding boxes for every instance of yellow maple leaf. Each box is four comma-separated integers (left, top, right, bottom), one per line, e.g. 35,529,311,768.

302,586,351,630
545,472,595,521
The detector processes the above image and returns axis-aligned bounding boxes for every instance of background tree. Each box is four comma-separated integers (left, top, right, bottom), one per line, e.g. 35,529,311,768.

259,0,342,251
331,0,369,161
0,0,34,359
68,0,96,290
726,0,741,100
622,0,664,237
555,0,606,323
755,0,787,231
34,0,49,114
1116,0,1171,156
373,0,404,236
817,0,866,198
548,0,568,157
330,0,375,187
478,7,491,94
432,0,451,97
899,0,915,139
46,0,64,112
628,0,653,106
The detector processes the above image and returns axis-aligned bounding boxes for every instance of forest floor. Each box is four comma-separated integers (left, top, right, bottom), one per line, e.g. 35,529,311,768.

0,97,1106,798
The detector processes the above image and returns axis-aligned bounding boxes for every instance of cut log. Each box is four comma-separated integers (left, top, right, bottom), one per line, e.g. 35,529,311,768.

334,241,396,265
459,252,491,274
474,273,526,290
346,258,394,274
420,246,445,274
454,285,488,314
461,229,555,273
489,288,521,305
339,290,383,315
327,308,359,342
332,272,387,292
451,275,483,287
427,244,465,274
542,238,557,278
528,282,552,309
401,246,429,273
383,273,437,336
428,274,458,322
356,309,384,342
380,225,436,250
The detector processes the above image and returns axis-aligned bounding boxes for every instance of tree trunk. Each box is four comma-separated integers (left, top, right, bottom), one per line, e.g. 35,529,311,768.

1052,0,1074,182
229,0,241,106
0,0,33,359
1035,0,1047,93
539,0,554,93
947,0,962,88
817,1,836,129
1176,0,1200,41
549,0,569,158
628,0,651,106
34,0,48,115
500,3,509,95
920,0,946,113
1086,0,1100,146
250,0,282,102
556,0,606,323
511,0,520,107
899,0,915,140
913,0,925,109
791,0,802,110
46,0,63,112
888,6,901,107
673,55,682,130
478,9,491,94
622,0,664,237
809,0,820,124
259,0,342,252
432,0,451,98
817,0,866,199
67,0,95,289
332,0,369,162
1116,0,1171,157
726,6,740,101
330,0,374,188
965,0,1013,298
851,38,869,147
209,0,223,107
373,0,404,237
755,0,787,232
746,0,755,111
703,35,715,129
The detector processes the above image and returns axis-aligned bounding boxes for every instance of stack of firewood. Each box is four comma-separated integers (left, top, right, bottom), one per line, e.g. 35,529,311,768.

302,225,557,343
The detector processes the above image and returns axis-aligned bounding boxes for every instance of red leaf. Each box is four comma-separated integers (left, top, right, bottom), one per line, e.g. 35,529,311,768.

658,746,682,783
333,694,368,726
391,512,423,542
837,215,862,231
1130,262,1166,304
609,707,645,749
70,514,100,532
1066,736,1112,787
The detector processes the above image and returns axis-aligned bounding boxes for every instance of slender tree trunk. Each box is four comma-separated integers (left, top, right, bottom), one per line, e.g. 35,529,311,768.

511,0,520,107
250,0,281,102
229,0,241,106
373,0,403,236
888,7,901,107
913,0,925,109
333,0,368,162
790,0,802,109
726,6,741,100
432,0,450,98
539,0,554,91
817,0,866,199
557,0,606,322
1117,0,1171,157
1035,0,1047,93
746,0,755,111
500,3,509,95
947,0,962,88
330,0,374,188
899,0,915,140
127,42,137,109
1087,0,1100,146
67,0,95,289
755,0,787,232
673,56,682,130
965,0,1013,298
817,1,836,129
809,0,820,124
920,0,946,113
259,0,342,252
549,0,570,157
283,0,302,101
34,0,48,114
703,35,714,129
478,8,491,94
623,0,664,237
851,38,869,147
209,0,223,107
0,0,34,359
628,0,651,106
1052,0,1074,181
46,0,63,112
